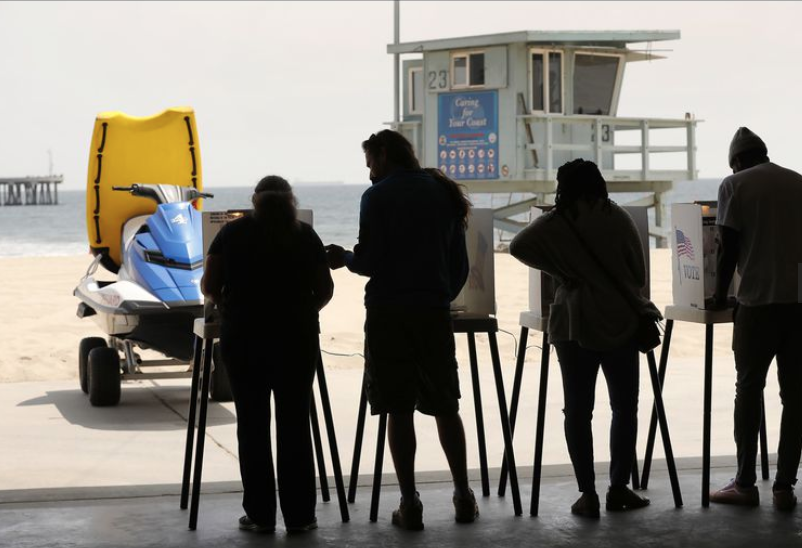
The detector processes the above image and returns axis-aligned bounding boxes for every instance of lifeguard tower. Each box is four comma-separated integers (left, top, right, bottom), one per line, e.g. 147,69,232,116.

388,30,698,246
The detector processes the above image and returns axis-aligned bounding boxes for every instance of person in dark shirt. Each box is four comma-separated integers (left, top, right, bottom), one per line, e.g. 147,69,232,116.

202,175,333,534
326,130,477,530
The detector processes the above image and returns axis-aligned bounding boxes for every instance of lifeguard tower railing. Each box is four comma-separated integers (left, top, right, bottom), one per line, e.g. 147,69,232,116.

394,113,697,247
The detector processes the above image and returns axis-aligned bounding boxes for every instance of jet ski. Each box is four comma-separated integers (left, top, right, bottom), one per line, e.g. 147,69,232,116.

75,183,231,406
75,106,229,406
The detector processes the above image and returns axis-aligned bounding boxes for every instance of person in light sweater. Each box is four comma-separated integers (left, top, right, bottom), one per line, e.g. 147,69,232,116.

510,159,659,518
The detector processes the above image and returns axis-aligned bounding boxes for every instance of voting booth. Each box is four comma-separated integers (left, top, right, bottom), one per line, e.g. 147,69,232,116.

451,208,496,316
639,202,765,507
201,209,314,257
670,202,737,309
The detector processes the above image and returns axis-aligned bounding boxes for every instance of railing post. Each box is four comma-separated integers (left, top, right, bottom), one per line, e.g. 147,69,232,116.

594,118,603,169
686,120,697,179
517,115,527,179
412,123,420,162
641,119,650,181
545,117,553,181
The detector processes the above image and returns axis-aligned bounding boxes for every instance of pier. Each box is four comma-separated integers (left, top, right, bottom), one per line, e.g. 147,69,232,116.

0,176,62,206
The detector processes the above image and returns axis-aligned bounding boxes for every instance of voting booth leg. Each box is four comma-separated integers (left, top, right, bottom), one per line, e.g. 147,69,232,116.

315,355,350,522
498,326,529,497
488,333,523,516
646,350,683,508
180,335,204,510
530,333,551,517
702,324,714,507
348,373,369,503
640,320,674,489
759,397,769,480
631,452,641,490
467,332,491,498
310,398,330,502
369,413,388,523
189,337,214,530
183,341,349,528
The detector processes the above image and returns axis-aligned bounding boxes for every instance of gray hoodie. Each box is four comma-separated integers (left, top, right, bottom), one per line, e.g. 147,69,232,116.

510,199,659,352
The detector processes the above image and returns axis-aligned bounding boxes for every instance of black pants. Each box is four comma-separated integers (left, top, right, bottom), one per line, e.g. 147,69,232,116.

220,326,319,528
733,303,802,488
554,340,639,493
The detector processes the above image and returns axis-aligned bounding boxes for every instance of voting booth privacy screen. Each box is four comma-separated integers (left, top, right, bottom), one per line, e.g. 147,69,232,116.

528,206,651,318
451,208,496,317
671,203,737,310
202,209,314,256
203,208,495,318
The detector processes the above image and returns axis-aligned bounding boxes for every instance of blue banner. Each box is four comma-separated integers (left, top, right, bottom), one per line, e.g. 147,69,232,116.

437,91,499,180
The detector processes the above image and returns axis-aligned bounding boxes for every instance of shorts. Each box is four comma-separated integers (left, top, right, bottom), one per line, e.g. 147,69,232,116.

364,307,461,416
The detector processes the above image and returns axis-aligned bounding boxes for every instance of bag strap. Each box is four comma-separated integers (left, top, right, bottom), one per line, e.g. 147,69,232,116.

557,210,646,318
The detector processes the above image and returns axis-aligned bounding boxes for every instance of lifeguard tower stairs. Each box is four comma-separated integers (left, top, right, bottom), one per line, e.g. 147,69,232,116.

389,30,697,246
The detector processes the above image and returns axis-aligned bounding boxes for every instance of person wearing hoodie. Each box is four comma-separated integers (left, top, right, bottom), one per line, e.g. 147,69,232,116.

510,159,658,518
709,128,802,511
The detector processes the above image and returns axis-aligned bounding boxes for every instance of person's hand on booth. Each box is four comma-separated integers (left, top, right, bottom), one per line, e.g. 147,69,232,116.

325,244,348,270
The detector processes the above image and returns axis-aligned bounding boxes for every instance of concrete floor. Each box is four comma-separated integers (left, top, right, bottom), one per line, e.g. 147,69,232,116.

1,362,798,547
2,463,802,548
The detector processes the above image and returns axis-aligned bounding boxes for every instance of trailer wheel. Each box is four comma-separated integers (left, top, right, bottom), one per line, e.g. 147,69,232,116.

209,344,233,402
88,347,122,407
79,337,107,394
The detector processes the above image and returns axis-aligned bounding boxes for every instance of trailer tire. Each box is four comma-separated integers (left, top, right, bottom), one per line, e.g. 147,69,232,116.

88,347,122,407
79,337,107,394
209,344,233,402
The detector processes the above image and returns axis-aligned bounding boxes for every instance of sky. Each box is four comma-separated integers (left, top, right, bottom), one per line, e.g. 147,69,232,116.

1,1,801,190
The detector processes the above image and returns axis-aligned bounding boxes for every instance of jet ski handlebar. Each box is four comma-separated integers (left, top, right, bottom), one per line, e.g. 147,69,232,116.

111,184,214,204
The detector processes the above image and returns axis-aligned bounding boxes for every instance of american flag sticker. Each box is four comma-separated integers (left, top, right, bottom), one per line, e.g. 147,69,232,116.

676,229,695,260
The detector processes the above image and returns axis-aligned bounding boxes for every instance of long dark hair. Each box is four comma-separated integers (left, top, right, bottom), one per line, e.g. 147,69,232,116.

554,159,610,217
251,175,299,241
361,130,421,170
425,168,472,229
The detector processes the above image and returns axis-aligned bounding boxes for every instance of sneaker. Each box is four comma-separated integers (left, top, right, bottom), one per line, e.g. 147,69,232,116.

709,479,759,506
570,492,600,518
453,489,479,523
238,515,275,534
391,493,424,531
286,518,318,534
773,486,797,511
606,485,651,511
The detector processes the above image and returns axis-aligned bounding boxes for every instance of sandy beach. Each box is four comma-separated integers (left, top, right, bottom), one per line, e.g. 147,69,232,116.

1,248,790,494
0,249,733,383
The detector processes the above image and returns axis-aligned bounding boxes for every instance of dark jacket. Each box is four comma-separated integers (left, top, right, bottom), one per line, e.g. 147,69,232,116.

345,169,469,308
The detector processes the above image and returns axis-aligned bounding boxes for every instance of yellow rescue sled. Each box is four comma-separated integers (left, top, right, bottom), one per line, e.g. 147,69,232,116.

85,107,203,271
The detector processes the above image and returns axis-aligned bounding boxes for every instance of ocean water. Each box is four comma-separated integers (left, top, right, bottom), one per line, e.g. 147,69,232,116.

0,179,723,258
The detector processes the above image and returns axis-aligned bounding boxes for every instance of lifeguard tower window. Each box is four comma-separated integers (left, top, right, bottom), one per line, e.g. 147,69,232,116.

452,51,486,88
573,53,621,115
409,67,424,114
530,50,563,113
